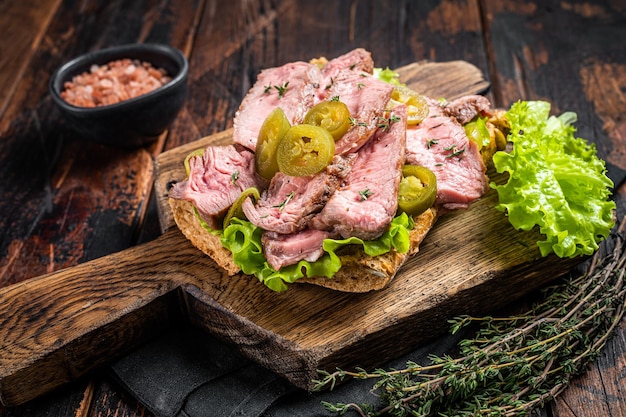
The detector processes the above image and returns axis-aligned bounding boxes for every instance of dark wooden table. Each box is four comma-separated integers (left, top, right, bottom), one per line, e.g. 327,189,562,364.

1,0,624,416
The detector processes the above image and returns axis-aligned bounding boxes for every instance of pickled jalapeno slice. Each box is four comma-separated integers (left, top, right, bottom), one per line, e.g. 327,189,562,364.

464,117,491,148
223,187,261,229
255,107,291,180
277,124,335,176
390,85,429,125
184,148,205,176
397,165,437,215
303,100,351,141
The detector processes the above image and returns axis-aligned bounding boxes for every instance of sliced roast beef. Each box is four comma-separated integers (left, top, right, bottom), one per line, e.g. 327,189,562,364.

425,96,447,117
242,155,355,235
319,70,395,154
320,48,374,78
262,229,333,271
233,61,323,151
405,114,489,210
312,106,407,240
169,145,260,230
443,95,492,125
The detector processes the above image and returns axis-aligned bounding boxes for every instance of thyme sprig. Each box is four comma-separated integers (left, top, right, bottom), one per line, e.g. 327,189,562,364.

315,218,626,417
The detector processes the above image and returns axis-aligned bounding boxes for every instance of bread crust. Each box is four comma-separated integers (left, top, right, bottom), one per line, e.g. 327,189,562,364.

170,196,439,292
169,198,241,275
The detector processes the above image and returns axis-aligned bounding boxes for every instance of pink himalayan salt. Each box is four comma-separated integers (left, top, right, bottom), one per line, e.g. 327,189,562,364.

61,58,171,107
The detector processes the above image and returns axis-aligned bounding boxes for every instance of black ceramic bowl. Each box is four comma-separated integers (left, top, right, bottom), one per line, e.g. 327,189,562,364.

49,43,188,147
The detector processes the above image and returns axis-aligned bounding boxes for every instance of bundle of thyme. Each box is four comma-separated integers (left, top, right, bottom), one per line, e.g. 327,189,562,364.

314,219,626,417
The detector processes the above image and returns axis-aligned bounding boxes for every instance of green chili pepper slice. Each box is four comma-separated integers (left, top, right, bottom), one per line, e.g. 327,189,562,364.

398,165,437,215
223,187,261,229
277,124,335,176
464,117,491,149
389,85,429,125
255,107,291,180
303,100,351,141
184,148,205,176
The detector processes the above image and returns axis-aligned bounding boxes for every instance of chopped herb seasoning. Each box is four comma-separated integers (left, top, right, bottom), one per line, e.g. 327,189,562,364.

230,170,239,185
357,82,366,90
264,82,289,98
359,189,373,200
444,144,466,159
274,82,289,98
349,117,368,127
273,191,295,211
427,138,439,149
330,95,340,102
378,113,401,132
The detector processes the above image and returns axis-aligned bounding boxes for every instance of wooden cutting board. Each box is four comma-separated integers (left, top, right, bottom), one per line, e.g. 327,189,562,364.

0,61,581,407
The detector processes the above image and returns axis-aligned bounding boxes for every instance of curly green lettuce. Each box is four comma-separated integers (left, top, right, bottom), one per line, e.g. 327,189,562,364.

219,213,414,292
491,100,616,258
373,67,403,85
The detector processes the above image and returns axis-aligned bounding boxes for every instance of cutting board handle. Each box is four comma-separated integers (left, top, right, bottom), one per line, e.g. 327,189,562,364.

0,228,211,406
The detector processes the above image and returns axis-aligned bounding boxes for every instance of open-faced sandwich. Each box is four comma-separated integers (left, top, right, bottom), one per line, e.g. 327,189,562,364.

168,48,615,292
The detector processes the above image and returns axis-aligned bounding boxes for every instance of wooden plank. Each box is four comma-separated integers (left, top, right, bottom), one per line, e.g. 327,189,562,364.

0,0,61,119
0,0,202,286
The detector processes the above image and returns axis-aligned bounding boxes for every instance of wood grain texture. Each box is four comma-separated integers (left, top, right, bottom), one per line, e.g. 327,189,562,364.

0,0,201,287
0,0,61,119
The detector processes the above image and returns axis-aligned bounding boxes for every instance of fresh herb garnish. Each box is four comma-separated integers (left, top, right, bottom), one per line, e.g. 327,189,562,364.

444,144,465,159
274,82,289,98
357,82,366,90
330,95,340,102
349,117,368,127
427,138,439,149
273,191,295,211
230,170,239,185
378,113,401,132
264,82,289,98
359,189,373,200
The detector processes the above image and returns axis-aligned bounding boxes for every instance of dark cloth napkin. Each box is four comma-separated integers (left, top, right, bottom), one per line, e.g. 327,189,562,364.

110,323,464,417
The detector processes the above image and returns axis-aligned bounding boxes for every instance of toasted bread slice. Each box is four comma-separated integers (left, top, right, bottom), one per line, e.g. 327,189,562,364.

169,196,439,292
169,198,241,275
298,207,438,291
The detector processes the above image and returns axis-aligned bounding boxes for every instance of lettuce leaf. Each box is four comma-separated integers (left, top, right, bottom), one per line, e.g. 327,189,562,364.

491,100,615,258
220,213,414,292
373,67,403,86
